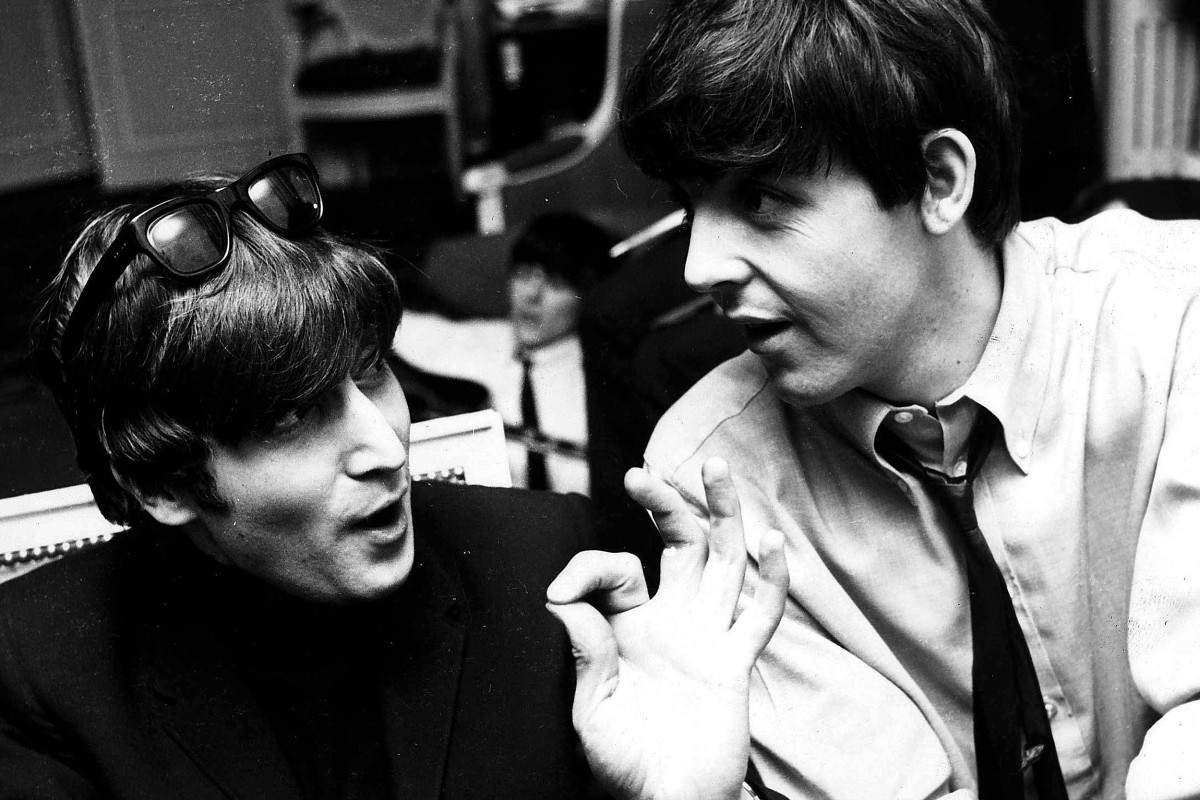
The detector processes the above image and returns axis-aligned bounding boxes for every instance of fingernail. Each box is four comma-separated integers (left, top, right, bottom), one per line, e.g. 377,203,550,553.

704,457,730,480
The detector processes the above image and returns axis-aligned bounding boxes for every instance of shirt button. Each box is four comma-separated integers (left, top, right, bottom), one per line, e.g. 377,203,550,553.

894,411,914,424
1043,696,1058,720
951,459,968,478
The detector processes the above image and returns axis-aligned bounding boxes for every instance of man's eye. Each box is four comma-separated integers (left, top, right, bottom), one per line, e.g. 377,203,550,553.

263,405,319,438
740,185,788,221
353,359,390,389
667,184,695,224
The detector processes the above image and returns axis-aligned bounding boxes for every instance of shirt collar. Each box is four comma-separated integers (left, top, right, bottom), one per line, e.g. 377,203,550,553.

822,226,1052,474
515,333,580,365
953,228,1053,473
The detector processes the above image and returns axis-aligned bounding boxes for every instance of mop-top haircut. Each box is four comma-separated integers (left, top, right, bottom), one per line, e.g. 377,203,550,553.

34,176,402,525
621,0,1022,246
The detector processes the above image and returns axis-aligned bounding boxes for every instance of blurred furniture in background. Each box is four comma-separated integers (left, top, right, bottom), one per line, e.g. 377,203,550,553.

0,410,511,585
487,0,609,156
409,408,512,485
0,484,121,585
293,0,466,195
461,0,675,238
0,1,90,193
0,3,94,386
3,0,473,193
1,0,298,192
983,0,1102,221
413,0,673,324
1081,0,1200,217
69,0,299,188
1094,0,1200,184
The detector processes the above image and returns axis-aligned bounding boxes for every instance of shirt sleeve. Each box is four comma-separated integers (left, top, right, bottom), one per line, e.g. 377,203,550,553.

1127,299,1200,799
1125,704,1200,800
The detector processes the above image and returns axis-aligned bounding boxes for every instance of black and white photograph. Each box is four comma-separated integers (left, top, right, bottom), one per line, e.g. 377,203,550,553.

1,1,1198,798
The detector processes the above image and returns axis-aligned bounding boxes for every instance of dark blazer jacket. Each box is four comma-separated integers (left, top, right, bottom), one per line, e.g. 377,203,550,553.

0,481,595,799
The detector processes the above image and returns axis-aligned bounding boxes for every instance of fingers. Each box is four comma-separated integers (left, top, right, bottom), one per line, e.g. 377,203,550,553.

547,550,650,613
697,458,750,621
546,551,649,724
628,459,754,621
731,529,789,665
625,467,706,550
545,601,620,720
626,467,708,595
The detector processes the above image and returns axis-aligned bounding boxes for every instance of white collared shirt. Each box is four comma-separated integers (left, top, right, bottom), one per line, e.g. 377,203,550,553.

646,209,1200,799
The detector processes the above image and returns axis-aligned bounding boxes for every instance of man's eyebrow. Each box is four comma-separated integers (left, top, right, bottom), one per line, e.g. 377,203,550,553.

743,171,812,205
667,182,695,212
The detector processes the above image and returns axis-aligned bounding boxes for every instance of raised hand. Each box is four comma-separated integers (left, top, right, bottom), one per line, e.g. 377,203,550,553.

546,458,789,800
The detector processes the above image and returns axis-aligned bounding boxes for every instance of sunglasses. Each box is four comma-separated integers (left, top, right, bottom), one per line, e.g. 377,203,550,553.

59,153,324,362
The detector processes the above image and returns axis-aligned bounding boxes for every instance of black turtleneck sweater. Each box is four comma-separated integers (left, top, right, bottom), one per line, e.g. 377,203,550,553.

194,552,396,800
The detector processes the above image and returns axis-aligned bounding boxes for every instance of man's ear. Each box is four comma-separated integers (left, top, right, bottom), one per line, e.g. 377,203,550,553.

920,128,976,236
115,473,199,527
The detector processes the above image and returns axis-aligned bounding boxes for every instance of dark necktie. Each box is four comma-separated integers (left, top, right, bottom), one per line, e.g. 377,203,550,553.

520,355,548,490
878,413,1067,800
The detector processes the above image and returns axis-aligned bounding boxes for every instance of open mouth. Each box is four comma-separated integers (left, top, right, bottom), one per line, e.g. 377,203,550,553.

742,320,790,343
354,500,403,530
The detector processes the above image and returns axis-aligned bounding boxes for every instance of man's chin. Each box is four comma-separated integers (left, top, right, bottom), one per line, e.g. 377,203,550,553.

765,363,853,409
364,533,417,597
513,321,542,348
326,534,417,605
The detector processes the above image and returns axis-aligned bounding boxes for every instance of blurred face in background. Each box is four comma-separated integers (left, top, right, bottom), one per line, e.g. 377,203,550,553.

508,261,583,350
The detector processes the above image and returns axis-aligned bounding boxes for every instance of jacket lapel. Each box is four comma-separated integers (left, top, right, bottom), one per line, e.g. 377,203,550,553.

381,529,467,799
149,580,301,800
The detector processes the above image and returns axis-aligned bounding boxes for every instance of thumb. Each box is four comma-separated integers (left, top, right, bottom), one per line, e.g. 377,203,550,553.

546,600,620,719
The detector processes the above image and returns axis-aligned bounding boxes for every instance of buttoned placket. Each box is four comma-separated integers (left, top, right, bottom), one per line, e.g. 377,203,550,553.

971,471,1095,795
877,407,1068,798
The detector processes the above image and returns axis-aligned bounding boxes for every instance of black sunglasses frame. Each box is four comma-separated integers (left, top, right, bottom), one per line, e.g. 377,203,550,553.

59,153,323,363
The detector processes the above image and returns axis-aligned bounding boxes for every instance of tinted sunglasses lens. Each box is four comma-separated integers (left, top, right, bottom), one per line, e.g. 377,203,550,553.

248,164,321,232
146,204,228,275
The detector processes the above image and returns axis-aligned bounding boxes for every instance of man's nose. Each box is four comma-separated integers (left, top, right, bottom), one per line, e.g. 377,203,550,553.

344,385,407,478
682,208,752,295
521,280,544,303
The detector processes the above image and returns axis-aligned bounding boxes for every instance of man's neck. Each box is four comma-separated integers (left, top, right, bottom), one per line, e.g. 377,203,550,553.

875,232,1004,409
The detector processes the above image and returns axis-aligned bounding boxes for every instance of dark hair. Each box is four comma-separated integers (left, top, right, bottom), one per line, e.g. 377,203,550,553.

509,212,616,292
33,176,402,526
620,0,1022,246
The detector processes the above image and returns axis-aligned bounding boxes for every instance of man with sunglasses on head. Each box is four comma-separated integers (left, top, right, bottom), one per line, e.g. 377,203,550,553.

0,154,603,799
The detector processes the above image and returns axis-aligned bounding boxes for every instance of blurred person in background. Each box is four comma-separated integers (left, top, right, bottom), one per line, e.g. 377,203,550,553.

397,211,615,494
